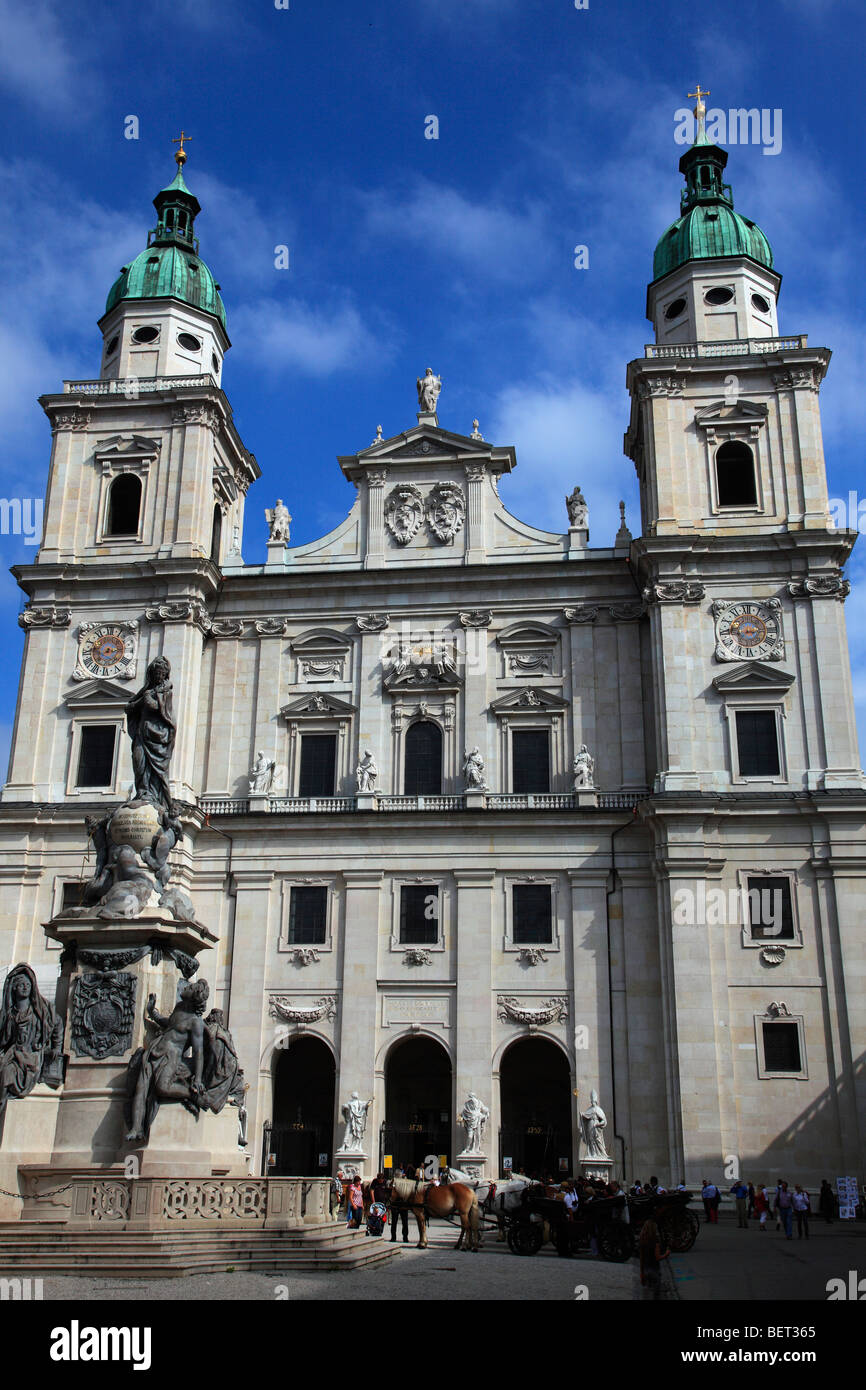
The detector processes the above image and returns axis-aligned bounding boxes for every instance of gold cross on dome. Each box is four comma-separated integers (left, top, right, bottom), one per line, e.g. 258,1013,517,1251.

172,130,193,165
688,85,710,111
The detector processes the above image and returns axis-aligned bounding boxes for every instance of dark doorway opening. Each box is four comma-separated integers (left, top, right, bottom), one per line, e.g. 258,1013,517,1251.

499,1037,573,1178
271,1035,335,1176
381,1035,451,1171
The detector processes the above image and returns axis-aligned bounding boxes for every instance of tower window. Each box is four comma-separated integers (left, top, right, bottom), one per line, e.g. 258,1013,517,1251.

404,720,442,796
399,885,438,944
512,729,550,794
664,297,687,321
513,884,553,944
736,710,780,778
705,286,734,305
131,325,159,344
76,726,116,788
106,474,142,536
716,440,757,507
211,354,220,374
761,1022,801,1074
210,504,222,563
288,886,328,945
751,293,771,313
178,332,201,352
105,335,119,357
298,733,336,797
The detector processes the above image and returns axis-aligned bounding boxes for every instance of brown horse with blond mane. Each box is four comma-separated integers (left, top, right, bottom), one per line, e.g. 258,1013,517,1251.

387,1177,480,1251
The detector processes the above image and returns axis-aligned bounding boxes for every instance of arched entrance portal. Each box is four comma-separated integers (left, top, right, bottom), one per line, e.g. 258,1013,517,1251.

382,1036,451,1171
271,1036,335,1176
499,1037,573,1178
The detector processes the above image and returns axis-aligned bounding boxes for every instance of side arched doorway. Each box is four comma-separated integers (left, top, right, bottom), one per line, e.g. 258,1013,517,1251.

499,1037,573,1178
271,1035,335,1176
381,1035,451,1171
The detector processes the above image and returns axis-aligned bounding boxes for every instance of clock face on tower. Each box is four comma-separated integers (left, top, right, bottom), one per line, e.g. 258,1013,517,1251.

712,600,783,662
72,621,138,682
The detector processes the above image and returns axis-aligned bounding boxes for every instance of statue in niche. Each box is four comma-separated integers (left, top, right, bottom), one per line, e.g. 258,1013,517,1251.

463,747,488,790
573,745,595,790
566,485,589,529
249,751,276,795
0,964,63,1118
459,1092,490,1154
580,1089,609,1160
355,750,378,792
126,657,177,817
416,367,442,413
337,1091,373,1151
266,499,291,543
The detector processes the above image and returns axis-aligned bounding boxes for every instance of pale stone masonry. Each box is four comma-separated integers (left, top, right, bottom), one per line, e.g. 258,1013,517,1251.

0,131,863,1189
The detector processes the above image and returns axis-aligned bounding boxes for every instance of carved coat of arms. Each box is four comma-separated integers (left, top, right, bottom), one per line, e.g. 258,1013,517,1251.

385,485,424,545
425,482,465,543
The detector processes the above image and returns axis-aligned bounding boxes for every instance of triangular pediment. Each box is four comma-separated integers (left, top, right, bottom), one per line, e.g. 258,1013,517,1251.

695,400,768,429
490,687,569,715
339,421,516,482
279,692,357,719
712,661,795,692
93,434,162,457
66,679,130,707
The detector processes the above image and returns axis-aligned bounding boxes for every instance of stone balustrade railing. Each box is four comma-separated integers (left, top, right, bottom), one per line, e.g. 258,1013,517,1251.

200,791,648,815
63,373,217,394
645,336,807,359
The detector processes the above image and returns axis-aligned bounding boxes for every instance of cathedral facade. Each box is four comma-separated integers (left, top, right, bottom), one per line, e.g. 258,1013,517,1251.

1,122,863,1186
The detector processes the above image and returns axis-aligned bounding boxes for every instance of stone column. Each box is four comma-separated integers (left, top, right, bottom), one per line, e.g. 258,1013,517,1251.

227,869,276,1160
464,464,487,565
337,870,383,1175
453,870,494,1174
364,469,388,570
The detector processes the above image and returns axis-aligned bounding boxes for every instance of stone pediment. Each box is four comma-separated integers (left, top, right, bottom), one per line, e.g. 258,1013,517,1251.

290,629,353,654
490,687,569,715
93,434,162,457
339,423,515,483
279,692,357,720
66,679,130,707
695,400,768,430
712,662,795,693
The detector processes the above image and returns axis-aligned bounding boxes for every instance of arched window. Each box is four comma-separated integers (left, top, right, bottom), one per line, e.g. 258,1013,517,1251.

106,474,142,536
210,504,222,563
716,440,757,508
404,720,442,796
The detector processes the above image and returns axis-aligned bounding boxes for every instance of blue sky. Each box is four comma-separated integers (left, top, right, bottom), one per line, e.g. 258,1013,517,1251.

0,0,864,769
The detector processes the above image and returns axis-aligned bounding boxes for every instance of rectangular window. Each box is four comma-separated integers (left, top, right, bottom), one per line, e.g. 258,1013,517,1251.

762,1021,802,1073
61,881,87,911
513,884,553,944
512,730,550,794
288,886,328,944
736,710,780,777
747,877,794,940
76,725,116,787
400,884,438,944
298,733,336,797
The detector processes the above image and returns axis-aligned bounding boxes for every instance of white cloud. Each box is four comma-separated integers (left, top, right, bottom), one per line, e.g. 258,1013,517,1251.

0,0,81,115
231,297,392,377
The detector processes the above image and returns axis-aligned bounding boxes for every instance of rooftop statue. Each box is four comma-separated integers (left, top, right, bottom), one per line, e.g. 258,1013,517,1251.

416,367,442,414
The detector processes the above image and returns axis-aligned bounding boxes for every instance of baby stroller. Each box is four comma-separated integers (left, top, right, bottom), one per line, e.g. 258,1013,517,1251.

366,1201,388,1237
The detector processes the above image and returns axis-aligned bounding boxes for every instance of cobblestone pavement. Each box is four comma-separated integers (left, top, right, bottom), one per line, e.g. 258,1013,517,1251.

36,1224,648,1302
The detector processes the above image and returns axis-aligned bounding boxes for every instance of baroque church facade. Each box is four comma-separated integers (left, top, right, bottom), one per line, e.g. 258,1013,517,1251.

1,117,863,1186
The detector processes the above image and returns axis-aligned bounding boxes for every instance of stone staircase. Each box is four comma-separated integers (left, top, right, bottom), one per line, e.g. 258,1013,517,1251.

0,1221,401,1277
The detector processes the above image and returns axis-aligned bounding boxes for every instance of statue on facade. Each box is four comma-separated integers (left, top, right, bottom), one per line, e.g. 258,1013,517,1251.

337,1091,373,1152
566,485,589,529
459,1092,489,1154
355,750,378,792
249,751,276,795
579,1089,609,1160
463,747,488,790
265,499,291,544
416,367,442,414
126,657,177,817
0,964,64,1118
573,745,595,790
202,1009,246,1113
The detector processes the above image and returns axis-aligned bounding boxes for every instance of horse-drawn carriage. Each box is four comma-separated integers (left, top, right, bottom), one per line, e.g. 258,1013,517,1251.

503,1186,633,1260
627,1189,699,1252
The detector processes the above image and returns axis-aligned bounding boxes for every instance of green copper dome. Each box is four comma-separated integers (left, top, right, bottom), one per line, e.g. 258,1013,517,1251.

106,164,226,329
653,136,773,282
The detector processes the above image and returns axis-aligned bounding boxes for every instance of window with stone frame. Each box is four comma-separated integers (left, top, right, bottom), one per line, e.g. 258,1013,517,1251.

404,720,443,795
511,729,550,794
761,1021,802,1073
75,725,117,788
716,440,758,507
746,877,795,941
512,883,553,944
735,710,780,777
106,473,143,536
298,733,337,796
399,884,439,944
288,886,328,945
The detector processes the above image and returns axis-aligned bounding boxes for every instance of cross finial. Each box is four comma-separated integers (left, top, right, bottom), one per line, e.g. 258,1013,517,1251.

172,130,193,167
687,85,710,141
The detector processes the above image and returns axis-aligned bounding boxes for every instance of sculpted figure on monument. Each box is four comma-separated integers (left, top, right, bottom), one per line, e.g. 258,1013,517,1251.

566,485,588,529
265,498,291,543
355,750,378,792
573,745,595,790
459,1092,489,1154
126,656,177,817
580,1088,609,1160
416,366,442,413
463,747,488,790
337,1091,373,1151
0,964,63,1117
249,750,276,795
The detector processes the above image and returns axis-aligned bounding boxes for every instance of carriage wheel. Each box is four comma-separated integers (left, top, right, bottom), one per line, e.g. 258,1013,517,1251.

597,1223,634,1263
509,1222,544,1256
659,1208,699,1252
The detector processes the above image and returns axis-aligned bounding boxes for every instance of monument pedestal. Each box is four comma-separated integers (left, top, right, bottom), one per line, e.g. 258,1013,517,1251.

463,790,487,810
0,1086,61,1219
455,1150,489,1179
575,789,598,808
355,790,376,811
581,1157,613,1183
335,1150,368,1180
265,539,288,567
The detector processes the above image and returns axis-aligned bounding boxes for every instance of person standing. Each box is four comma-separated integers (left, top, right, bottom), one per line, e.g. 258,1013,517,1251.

747,1182,756,1219
753,1185,769,1231
731,1179,749,1228
819,1180,835,1224
345,1175,364,1229
701,1179,720,1224
639,1218,671,1299
775,1181,794,1239
793,1186,810,1240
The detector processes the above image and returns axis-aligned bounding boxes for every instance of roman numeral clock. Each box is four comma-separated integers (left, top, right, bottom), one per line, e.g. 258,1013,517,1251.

712,600,783,662
72,621,139,682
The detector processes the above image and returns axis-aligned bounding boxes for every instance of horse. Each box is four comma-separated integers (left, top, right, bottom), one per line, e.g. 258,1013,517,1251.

446,1167,536,1243
387,1177,480,1251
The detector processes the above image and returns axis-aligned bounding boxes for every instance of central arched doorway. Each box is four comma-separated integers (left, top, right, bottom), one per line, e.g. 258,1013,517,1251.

271,1035,335,1176
381,1035,451,1171
499,1037,573,1178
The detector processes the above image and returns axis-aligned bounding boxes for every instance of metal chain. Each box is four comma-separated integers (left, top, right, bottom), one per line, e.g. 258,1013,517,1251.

0,1181,76,1201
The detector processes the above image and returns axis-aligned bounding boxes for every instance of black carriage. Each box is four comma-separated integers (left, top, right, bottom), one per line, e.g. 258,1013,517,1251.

627,1190,700,1252
504,1186,634,1261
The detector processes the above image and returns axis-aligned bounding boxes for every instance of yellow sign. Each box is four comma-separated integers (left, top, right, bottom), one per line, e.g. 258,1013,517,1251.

439,1155,447,1168
384,1155,393,1169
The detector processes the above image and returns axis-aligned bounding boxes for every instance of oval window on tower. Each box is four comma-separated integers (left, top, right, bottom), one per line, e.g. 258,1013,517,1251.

751,293,771,314
211,353,220,374
178,332,201,352
131,325,159,344
105,335,119,356
705,286,734,305
664,297,687,321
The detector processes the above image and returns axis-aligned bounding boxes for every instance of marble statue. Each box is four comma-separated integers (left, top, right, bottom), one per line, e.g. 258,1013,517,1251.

0,964,63,1118
337,1091,373,1151
573,745,595,790
580,1089,609,1159
566,485,588,529
459,1092,489,1154
463,747,488,790
265,499,291,544
126,657,177,817
202,1009,246,1113
416,367,442,414
249,751,276,795
355,750,378,792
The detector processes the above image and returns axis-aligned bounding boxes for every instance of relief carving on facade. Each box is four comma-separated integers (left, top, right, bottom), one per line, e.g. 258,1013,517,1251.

497,995,569,1025
210,619,247,637
19,605,71,629
563,605,599,625
385,484,424,545
145,600,212,634
643,582,706,604
71,969,137,1060
425,481,466,543
787,575,850,600
459,610,492,628
268,995,337,1023
356,613,390,632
